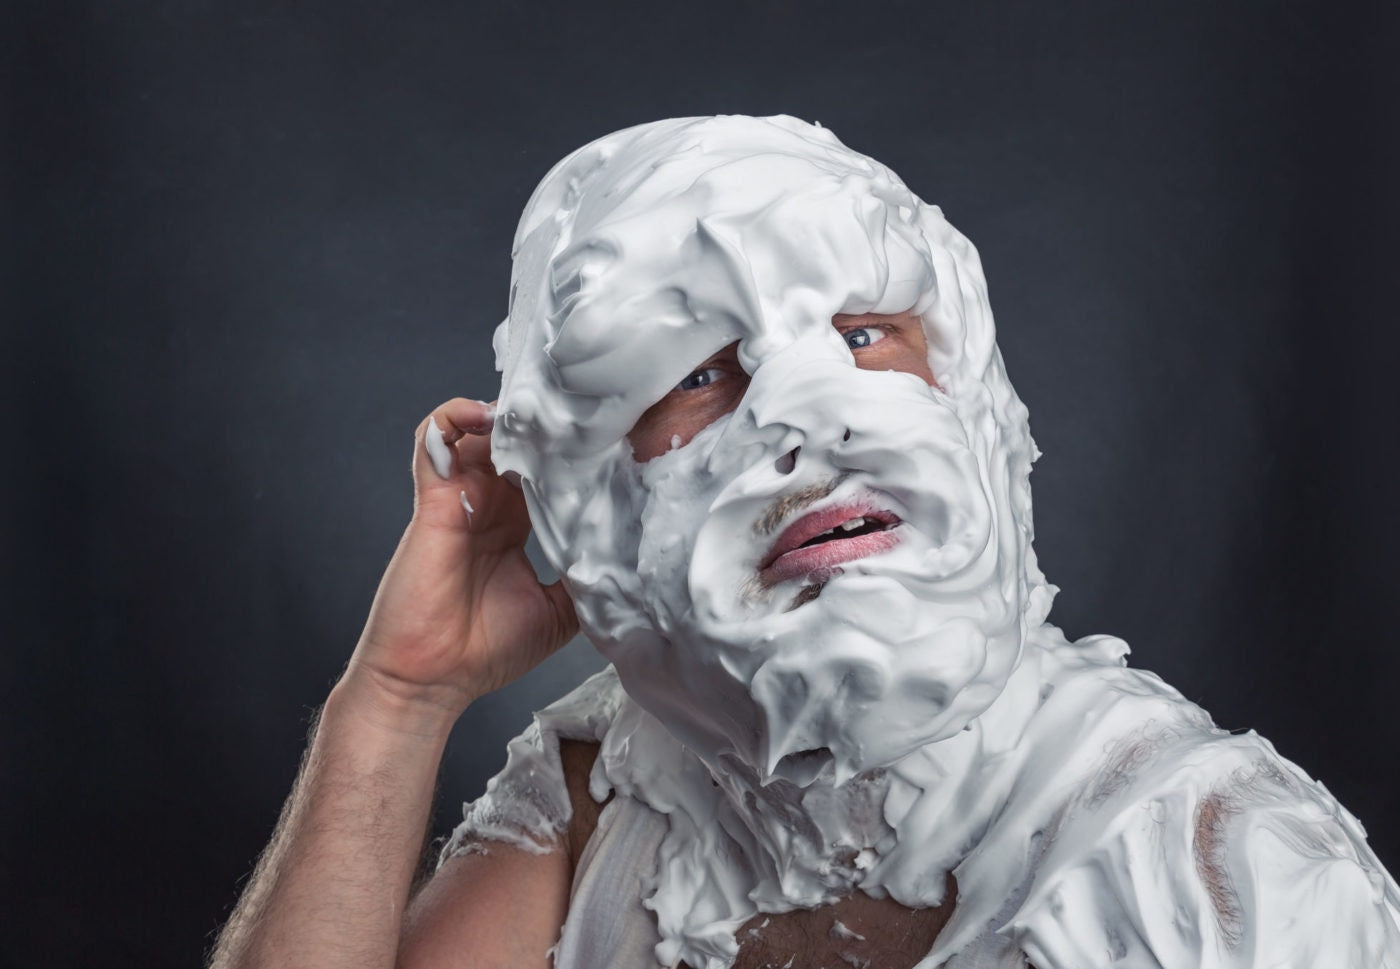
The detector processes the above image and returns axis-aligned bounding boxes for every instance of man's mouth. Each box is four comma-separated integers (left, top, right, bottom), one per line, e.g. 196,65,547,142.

758,501,903,588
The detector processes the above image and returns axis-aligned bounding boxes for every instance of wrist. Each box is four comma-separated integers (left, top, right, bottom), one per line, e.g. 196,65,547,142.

329,662,466,745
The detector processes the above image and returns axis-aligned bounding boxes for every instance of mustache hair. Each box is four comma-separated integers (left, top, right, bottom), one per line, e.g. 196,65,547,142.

738,473,851,608
752,472,851,537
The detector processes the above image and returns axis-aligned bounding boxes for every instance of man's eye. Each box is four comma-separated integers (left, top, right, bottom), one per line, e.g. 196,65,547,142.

676,367,724,391
842,327,887,350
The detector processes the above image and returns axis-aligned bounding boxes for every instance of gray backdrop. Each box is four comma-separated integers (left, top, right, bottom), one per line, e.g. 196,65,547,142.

5,1,1398,965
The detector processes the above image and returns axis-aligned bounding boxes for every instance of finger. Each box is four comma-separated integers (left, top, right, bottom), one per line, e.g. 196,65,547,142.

412,413,452,486
414,398,498,482
437,397,497,438
410,418,477,528
423,415,456,480
442,398,499,477
411,400,523,534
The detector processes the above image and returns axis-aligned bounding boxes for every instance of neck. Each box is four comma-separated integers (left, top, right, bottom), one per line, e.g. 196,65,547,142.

698,632,1056,909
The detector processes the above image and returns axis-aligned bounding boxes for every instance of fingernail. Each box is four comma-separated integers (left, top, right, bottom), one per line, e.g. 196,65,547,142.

425,418,454,479
477,400,498,421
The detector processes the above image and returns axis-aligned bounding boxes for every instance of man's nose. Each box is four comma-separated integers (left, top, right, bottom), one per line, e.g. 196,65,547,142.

730,336,867,471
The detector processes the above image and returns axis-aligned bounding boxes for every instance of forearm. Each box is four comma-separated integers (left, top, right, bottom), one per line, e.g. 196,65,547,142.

210,670,458,969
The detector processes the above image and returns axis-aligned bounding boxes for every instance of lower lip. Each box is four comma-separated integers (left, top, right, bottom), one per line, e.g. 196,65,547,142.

759,527,904,587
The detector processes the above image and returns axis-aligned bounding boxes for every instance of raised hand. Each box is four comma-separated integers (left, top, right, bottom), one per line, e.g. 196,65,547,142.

346,397,578,724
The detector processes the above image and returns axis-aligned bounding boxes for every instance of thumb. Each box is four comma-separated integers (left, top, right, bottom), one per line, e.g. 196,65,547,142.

419,413,458,482
410,399,498,519
409,414,462,526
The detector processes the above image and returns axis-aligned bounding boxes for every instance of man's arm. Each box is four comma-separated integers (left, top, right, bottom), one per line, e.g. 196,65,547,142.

210,673,452,969
397,740,605,969
209,398,578,969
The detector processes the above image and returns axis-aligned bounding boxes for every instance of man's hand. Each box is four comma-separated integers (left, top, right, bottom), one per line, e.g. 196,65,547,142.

349,397,578,723
209,399,578,969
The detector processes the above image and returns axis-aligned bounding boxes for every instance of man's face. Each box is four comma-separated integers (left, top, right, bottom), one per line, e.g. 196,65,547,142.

491,116,1042,784
623,310,949,632
613,297,1007,783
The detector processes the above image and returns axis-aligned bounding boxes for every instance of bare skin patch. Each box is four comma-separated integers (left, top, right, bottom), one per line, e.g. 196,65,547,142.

1194,791,1243,945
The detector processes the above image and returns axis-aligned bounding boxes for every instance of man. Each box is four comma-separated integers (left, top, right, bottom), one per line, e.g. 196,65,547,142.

211,116,1400,969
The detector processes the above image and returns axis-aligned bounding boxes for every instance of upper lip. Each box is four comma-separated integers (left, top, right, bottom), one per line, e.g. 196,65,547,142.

757,499,902,576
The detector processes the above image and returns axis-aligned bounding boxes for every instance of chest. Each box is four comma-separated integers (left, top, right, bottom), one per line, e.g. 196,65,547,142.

684,879,956,969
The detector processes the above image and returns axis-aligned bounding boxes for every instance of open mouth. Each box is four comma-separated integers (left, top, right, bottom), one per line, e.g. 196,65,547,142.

794,515,893,548
758,501,903,588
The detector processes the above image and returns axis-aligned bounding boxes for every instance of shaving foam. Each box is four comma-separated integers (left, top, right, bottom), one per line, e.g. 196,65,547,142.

491,115,1046,782
446,116,1400,968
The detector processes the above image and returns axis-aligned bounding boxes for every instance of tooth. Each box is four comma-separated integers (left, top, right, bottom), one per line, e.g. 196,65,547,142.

839,517,866,532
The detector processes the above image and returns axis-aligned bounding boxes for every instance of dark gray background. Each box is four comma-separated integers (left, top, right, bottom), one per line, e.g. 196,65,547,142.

5,1,1398,965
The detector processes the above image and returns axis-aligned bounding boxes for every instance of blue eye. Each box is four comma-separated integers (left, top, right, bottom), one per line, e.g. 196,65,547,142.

843,327,887,350
676,366,724,391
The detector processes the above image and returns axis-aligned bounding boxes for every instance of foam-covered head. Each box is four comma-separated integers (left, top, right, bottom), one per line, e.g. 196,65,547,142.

493,115,1053,785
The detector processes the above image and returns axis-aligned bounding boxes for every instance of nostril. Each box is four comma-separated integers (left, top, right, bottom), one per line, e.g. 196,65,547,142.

774,446,799,475
842,428,852,443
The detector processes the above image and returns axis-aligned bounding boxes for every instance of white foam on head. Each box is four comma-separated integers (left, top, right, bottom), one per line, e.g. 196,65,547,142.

457,116,1400,969
491,115,1051,784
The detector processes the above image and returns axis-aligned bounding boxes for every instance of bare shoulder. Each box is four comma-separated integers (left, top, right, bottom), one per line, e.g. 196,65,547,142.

559,738,610,862
396,740,606,969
